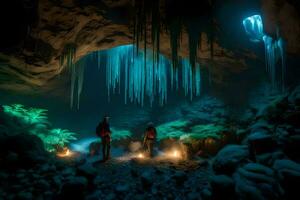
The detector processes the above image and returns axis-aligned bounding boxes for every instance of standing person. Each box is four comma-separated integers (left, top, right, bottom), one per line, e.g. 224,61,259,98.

96,116,112,161
143,122,157,157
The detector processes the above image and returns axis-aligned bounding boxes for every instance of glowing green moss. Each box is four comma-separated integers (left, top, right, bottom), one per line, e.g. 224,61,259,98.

156,120,190,140
180,124,226,142
156,120,226,142
110,128,132,140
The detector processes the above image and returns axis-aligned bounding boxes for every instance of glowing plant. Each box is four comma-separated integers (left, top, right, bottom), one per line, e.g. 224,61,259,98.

50,129,76,144
110,128,132,140
3,104,48,124
1,104,77,152
180,124,226,142
156,120,190,140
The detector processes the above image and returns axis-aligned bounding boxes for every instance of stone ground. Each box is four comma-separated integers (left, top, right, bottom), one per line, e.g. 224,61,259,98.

0,152,212,200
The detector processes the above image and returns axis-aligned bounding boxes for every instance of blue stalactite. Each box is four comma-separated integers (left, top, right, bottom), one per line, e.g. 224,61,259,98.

242,15,264,42
71,44,201,108
243,15,286,91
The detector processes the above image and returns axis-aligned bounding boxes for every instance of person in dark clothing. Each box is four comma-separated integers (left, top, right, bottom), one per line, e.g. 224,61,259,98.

96,116,112,161
143,122,157,157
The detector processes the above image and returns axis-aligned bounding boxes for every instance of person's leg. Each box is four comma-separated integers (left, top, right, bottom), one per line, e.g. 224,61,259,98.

106,140,111,160
102,139,106,160
147,140,152,156
149,140,154,157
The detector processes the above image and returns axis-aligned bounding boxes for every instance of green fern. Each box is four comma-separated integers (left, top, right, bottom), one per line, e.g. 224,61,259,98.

156,120,189,140
111,128,132,140
180,124,226,142
3,104,48,125
2,104,77,152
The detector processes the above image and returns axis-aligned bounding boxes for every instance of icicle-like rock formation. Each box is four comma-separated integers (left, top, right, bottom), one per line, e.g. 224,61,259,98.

263,36,286,90
71,44,201,108
243,15,286,91
242,15,264,42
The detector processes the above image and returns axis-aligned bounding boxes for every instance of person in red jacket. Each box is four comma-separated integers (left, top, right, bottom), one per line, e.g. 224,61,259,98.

143,122,157,157
96,116,111,161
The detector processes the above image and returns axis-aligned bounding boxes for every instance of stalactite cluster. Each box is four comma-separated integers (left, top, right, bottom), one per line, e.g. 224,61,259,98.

59,43,77,70
70,45,201,108
59,43,81,108
133,0,215,69
243,15,286,91
263,36,286,90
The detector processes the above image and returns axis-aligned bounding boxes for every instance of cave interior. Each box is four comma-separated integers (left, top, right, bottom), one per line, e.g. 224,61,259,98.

0,0,300,199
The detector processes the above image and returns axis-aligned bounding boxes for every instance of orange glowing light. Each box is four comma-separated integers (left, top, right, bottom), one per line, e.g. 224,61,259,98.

173,150,179,157
57,148,72,157
137,153,144,159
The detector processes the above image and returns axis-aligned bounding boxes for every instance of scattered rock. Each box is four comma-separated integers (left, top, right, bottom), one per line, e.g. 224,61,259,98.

62,167,75,176
200,188,212,200
210,175,235,199
40,163,56,174
283,135,300,160
247,131,277,160
256,95,288,122
115,184,130,193
35,179,50,190
250,120,272,133
256,151,285,166
187,191,201,200
58,176,88,199
172,171,188,186
105,192,117,200
16,191,33,200
0,134,48,168
273,159,300,199
85,190,102,200
52,175,62,188
288,85,300,106
77,163,97,181
233,163,282,200
140,171,153,190
213,145,249,175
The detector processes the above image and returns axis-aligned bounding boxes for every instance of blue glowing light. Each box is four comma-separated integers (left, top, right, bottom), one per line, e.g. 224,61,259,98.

243,15,286,90
263,35,286,89
72,44,201,107
70,137,98,153
243,15,264,42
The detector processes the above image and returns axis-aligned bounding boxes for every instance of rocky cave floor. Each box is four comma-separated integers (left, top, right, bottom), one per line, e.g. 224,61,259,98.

1,86,300,200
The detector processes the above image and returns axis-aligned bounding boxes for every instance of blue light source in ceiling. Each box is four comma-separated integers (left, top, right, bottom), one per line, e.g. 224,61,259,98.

242,14,264,42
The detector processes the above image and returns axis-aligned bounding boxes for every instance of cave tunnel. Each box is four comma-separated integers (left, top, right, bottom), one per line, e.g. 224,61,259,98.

1,0,300,199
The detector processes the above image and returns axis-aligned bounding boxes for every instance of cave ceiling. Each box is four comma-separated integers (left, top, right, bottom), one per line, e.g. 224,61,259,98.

0,0,299,94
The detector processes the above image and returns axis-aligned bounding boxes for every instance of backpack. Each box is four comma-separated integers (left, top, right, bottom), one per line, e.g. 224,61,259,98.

96,123,110,137
100,129,109,137
147,128,156,139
